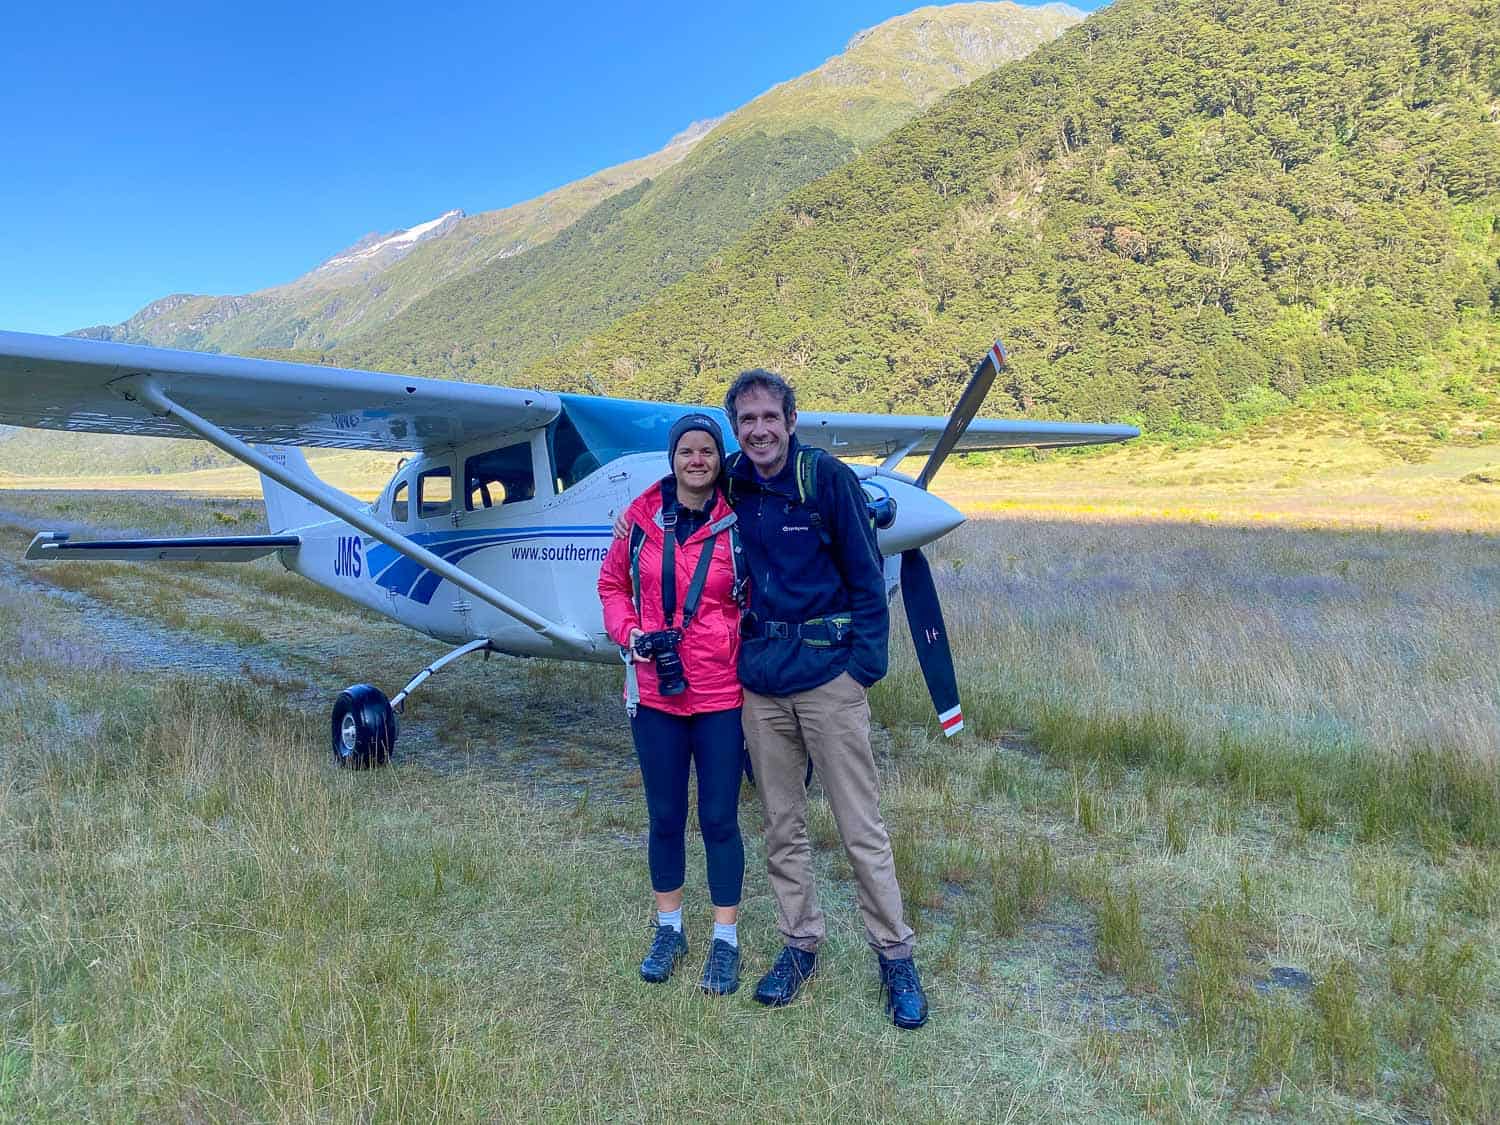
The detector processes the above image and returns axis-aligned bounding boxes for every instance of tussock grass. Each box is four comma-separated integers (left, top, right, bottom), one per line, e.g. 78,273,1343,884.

1095,883,1157,992
1350,847,1416,924
1446,854,1500,920
875,516,1500,850
1177,879,1273,1050
1310,958,1376,1093
6,489,1500,1120
0,488,269,536
980,837,1056,939
1162,804,1187,854
1427,1015,1500,1124
1245,994,1313,1099
1387,929,1488,1044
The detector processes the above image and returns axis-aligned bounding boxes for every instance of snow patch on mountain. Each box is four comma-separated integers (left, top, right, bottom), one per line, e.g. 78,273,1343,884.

318,209,464,271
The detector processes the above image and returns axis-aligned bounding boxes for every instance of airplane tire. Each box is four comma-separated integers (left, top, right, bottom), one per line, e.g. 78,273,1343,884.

331,684,397,769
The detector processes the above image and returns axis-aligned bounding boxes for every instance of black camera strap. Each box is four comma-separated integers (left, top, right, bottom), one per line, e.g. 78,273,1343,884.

660,508,734,630
660,509,679,624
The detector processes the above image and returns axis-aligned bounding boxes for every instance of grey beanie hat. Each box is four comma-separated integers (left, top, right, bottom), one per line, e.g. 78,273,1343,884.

667,412,726,465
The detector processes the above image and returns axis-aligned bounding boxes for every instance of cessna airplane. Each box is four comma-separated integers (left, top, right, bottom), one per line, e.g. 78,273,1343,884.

0,330,1136,767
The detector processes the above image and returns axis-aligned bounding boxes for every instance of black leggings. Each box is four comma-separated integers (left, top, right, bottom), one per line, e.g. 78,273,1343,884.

630,705,745,907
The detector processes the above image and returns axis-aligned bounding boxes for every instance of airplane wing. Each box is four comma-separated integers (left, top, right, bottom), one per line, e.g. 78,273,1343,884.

0,330,559,452
795,411,1139,458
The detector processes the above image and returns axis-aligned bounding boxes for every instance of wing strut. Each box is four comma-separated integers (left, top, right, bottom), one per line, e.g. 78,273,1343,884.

119,376,595,654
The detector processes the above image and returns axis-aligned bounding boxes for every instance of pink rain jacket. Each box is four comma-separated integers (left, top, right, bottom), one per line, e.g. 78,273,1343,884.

597,482,744,715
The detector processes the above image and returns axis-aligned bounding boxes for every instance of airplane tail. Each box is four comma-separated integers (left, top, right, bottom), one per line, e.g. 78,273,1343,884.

254,445,330,533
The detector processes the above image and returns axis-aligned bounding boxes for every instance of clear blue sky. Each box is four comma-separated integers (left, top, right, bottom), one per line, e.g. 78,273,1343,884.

1,0,1107,335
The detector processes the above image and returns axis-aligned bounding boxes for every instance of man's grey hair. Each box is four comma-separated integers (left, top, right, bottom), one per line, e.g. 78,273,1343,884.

723,368,796,423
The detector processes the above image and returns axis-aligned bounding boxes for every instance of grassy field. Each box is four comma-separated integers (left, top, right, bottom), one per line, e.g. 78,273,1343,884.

1,446,1498,1120
0,449,401,502
6,397,1499,525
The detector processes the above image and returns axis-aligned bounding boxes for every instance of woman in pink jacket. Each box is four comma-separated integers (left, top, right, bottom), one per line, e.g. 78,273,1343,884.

597,413,745,995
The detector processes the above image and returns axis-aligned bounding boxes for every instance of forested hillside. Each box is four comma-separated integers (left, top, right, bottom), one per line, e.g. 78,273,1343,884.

328,129,858,380
331,2,1079,383
524,0,1499,433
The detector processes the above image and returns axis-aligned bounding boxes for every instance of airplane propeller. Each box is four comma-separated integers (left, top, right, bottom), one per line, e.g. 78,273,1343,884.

896,339,1008,737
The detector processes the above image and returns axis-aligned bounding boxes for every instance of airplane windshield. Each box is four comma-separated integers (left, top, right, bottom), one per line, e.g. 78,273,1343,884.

551,395,739,490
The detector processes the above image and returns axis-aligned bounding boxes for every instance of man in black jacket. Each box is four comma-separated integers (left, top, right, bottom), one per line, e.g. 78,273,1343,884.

724,368,928,1030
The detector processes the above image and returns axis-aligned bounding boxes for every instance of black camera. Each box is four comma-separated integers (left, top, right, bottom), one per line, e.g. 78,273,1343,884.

634,628,688,696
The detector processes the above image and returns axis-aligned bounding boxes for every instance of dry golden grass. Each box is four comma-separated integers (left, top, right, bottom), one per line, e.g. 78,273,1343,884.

3,424,1500,1121
0,449,397,501
930,419,1500,532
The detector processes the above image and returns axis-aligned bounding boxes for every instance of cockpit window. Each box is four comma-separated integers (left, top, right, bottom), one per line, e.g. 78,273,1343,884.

391,480,409,523
465,443,535,510
418,467,452,518
549,412,599,492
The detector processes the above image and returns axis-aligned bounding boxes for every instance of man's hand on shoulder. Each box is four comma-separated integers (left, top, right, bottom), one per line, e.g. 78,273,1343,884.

613,512,629,539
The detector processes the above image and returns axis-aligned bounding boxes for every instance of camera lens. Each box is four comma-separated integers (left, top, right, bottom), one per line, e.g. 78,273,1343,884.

655,649,688,696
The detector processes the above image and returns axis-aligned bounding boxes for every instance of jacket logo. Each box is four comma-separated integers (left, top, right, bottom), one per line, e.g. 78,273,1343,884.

782,525,811,532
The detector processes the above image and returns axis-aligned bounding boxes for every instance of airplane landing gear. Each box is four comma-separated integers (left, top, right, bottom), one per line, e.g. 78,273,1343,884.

329,638,493,769
331,684,397,769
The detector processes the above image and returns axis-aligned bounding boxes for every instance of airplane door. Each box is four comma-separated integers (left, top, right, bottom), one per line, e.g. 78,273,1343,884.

389,456,467,640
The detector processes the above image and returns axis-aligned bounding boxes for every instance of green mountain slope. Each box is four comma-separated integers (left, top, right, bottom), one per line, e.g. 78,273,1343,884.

523,0,1498,434
8,3,1081,479
77,2,1079,369
75,124,717,353
329,2,1082,382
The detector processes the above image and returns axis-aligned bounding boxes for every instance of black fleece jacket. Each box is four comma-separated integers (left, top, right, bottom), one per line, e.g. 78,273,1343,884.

728,435,889,695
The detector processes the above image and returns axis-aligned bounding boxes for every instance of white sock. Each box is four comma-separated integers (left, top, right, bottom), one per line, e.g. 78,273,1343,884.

713,921,738,948
658,908,683,932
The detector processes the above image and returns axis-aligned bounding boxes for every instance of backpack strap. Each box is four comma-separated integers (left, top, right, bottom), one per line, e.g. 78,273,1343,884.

795,447,819,505
727,519,748,610
624,519,649,718
725,451,746,506
796,447,833,547
627,523,648,618
688,510,748,618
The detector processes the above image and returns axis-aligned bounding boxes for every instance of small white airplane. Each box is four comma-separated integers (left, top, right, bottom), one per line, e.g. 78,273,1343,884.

0,330,1136,766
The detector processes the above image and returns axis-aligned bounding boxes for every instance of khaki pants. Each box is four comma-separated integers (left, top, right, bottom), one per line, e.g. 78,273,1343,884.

743,672,915,959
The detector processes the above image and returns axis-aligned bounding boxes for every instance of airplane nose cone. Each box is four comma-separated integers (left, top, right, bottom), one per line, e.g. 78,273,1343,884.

870,478,964,555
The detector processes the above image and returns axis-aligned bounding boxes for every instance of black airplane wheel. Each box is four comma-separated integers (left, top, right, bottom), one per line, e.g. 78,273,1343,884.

331,684,397,769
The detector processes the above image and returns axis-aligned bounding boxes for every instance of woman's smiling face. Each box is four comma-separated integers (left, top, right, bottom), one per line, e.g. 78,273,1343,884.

673,430,720,494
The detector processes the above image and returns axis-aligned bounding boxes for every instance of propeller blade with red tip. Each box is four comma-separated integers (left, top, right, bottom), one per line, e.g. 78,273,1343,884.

900,548,963,737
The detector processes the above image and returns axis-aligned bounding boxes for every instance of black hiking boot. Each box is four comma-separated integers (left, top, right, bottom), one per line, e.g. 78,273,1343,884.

878,953,929,1029
753,946,817,1006
699,939,741,996
639,924,687,983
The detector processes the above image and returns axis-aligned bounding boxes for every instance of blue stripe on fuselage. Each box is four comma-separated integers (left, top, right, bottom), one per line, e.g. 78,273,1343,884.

364,525,611,605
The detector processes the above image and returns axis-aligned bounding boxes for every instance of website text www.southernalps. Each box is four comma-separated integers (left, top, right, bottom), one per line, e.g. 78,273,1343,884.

509,543,609,562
